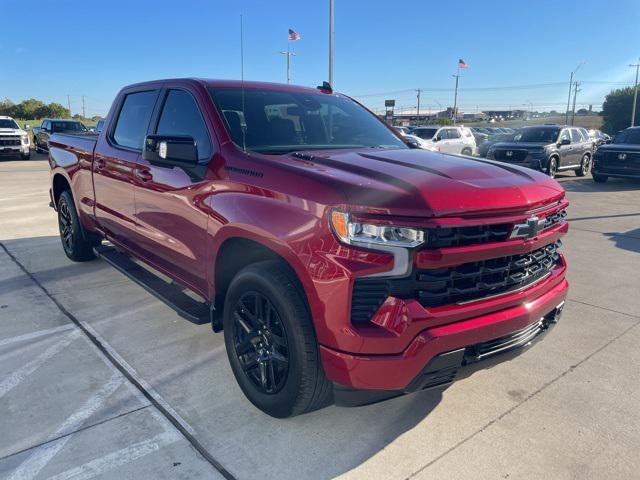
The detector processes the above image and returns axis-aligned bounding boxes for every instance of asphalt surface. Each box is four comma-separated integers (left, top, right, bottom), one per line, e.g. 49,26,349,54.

0,152,639,480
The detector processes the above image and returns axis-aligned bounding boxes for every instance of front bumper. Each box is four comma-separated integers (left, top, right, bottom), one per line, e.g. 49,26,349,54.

322,276,568,395
0,145,29,155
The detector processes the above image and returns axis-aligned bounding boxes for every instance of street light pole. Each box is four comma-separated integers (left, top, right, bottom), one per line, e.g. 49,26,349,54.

571,81,581,126
328,0,334,86
415,89,421,117
565,62,584,124
630,59,640,127
452,69,460,124
279,45,296,84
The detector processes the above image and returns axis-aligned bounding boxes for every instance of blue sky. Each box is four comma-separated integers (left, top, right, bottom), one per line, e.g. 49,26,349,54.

1,0,638,117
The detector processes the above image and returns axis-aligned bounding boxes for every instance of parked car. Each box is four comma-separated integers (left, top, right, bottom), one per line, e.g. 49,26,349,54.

412,125,477,155
469,127,489,146
591,126,640,183
487,124,593,177
33,119,88,152
394,126,411,136
48,78,568,418
0,116,30,160
477,131,518,158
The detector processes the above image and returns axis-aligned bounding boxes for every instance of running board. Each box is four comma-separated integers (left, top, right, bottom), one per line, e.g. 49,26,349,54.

94,244,210,325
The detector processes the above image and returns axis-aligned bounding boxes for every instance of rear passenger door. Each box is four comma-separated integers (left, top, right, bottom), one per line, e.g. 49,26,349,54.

569,129,585,166
93,89,159,250
133,87,214,294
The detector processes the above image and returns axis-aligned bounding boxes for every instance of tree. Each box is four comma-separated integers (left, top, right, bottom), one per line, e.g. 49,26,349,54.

46,103,71,118
437,117,453,126
14,98,46,119
0,99,16,117
601,87,637,134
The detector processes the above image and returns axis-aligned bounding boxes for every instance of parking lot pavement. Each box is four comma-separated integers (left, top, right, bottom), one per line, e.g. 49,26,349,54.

1,156,639,480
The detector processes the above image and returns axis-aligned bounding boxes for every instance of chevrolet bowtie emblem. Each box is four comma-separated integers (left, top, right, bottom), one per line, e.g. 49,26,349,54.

510,215,546,240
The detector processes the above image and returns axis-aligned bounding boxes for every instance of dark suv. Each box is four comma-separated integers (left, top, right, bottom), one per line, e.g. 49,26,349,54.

592,126,640,183
487,125,593,178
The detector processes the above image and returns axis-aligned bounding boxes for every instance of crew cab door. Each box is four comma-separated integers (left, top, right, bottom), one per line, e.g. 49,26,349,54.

132,87,214,295
568,128,585,166
93,89,159,250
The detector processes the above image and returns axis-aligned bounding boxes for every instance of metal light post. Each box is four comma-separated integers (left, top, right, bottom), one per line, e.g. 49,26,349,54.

630,59,640,127
329,0,334,86
415,89,422,117
452,70,460,124
279,46,296,84
565,62,584,124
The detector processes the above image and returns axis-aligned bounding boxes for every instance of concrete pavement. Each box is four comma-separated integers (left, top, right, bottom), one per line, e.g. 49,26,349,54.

0,154,638,479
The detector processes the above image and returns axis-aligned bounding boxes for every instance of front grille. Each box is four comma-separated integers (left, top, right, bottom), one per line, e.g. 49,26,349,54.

604,151,640,164
0,138,21,146
425,223,510,249
494,149,528,161
417,241,561,307
423,209,566,250
351,241,562,323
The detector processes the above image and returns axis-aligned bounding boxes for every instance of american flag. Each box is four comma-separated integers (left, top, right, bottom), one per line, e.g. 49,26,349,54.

458,58,469,69
288,29,301,41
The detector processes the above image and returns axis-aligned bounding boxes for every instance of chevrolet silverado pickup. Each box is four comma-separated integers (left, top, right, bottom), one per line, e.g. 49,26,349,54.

48,79,569,418
0,116,30,160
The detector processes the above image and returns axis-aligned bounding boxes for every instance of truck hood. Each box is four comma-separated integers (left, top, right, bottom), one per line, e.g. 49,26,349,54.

282,148,564,217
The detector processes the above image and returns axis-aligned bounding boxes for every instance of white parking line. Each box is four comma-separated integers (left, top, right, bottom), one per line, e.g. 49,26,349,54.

79,320,196,435
0,324,75,348
6,373,124,480
0,330,80,400
45,429,181,480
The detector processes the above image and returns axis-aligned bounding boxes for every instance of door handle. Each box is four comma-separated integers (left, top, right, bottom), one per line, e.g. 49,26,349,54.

135,169,153,182
94,158,106,170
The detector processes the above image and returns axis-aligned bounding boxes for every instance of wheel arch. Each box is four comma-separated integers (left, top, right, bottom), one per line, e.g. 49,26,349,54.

52,172,72,207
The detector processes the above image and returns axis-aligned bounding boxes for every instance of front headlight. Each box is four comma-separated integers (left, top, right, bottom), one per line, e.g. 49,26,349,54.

21,135,29,145
330,210,425,248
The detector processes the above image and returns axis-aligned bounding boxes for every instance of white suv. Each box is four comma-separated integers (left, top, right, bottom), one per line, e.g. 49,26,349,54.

0,116,30,160
412,125,477,156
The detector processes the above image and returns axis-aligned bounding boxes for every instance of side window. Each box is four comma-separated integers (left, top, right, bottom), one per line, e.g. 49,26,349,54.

447,128,461,139
43,121,50,130
156,90,212,162
112,90,158,150
559,130,571,143
570,129,583,143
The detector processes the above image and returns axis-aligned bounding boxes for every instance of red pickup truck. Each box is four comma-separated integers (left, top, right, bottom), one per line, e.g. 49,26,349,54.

48,78,568,418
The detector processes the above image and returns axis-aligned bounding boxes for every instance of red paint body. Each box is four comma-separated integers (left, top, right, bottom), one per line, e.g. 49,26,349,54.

49,79,569,392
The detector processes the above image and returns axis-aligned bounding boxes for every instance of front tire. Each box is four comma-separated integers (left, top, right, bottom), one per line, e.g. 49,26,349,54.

223,260,332,418
575,154,590,177
461,147,472,156
546,157,558,178
21,152,31,160
57,190,96,262
593,174,609,183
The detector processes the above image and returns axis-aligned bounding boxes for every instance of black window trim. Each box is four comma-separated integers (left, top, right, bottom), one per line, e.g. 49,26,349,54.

151,87,214,164
107,88,161,153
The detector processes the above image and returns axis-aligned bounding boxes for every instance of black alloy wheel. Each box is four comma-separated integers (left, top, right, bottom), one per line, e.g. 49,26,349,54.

232,291,289,394
58,199,74,255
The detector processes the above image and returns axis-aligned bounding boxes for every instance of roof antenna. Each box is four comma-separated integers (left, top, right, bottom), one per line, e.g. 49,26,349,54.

240,14,247,152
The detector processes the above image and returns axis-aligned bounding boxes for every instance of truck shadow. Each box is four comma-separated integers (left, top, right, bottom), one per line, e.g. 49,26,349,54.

604,228,640,254
559,176,640,192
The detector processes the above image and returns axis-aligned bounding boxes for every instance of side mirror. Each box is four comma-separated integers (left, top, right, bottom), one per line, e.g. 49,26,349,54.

143,135,198,167
559,138,571,146
406,140,421,149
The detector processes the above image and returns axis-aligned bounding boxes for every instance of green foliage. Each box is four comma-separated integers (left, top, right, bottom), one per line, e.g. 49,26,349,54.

437,117,453,126
601,87,637,134
0,97,71,120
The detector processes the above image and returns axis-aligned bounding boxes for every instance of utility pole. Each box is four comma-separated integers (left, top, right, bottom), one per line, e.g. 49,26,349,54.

328,0,334,86
415,89,421,117
66,95,71,115
630,59,640,127
82,95,86,119
565,62,584,124
279,47,296,84
571,81,580,126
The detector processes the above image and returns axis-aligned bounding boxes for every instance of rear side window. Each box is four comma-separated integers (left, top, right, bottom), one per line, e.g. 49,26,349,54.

156,89,212,162
113,90,157,150
570,129,583,143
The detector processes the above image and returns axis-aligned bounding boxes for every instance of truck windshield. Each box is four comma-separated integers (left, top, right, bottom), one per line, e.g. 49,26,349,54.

209,87,407,153
0,119,20,129
51,122,86,133
613,129,640,144
514,127,560,143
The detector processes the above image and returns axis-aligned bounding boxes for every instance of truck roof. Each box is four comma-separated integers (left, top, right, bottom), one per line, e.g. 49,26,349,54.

122,78,331,95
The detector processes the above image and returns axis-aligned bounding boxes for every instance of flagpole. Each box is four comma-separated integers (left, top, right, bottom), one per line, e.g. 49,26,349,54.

287,41,291,84
452,66,460,125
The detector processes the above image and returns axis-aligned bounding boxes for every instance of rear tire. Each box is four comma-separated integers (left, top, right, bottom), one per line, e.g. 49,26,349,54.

575,154,590,177
57,190,96,262
546,157,558,178
592,174,609,183
461,147,472,156
223,260,332,418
